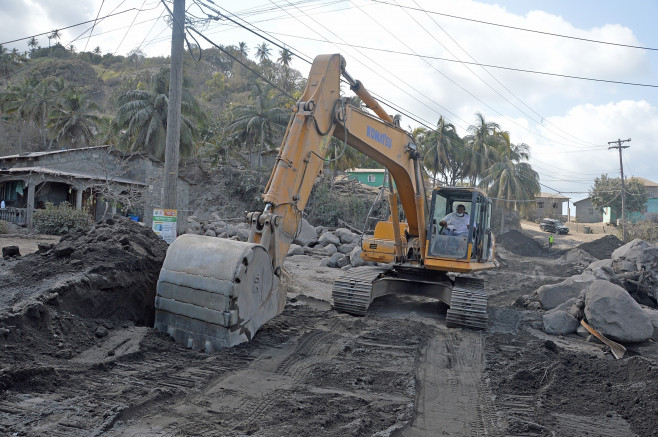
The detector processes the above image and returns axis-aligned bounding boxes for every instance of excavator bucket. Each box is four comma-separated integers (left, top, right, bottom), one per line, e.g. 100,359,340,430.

154,234,286,352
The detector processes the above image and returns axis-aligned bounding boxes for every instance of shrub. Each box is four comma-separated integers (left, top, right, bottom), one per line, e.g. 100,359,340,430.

33,202,93,235
0,220,7,234
620,219,658,243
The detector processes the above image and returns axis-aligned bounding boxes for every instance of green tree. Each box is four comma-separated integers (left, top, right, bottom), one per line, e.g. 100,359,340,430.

422,116,466,187
237,42,248,59
28,37,39,54
0,44,20,79
589,174,647,216
254,42,271,64
227,81,290,168
115,68,204,159
47,90,101,147
0,77,37,152
463,113,504,185
49,29,61,45
479,137,540,233
26,77,68,149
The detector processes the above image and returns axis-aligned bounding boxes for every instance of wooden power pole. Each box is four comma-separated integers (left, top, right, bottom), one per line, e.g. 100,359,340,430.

608,138,631,241
163,0,185,211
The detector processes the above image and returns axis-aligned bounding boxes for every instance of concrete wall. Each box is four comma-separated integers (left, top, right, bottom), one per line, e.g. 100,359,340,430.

528,198,566,220
574,197,603,223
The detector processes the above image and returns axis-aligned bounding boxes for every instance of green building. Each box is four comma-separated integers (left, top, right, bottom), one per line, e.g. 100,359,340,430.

345,168,387,187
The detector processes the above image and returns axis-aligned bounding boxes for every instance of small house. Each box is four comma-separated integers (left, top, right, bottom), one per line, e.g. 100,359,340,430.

0,146,190,233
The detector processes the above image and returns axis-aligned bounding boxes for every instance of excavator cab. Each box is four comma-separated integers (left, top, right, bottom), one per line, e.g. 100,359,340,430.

425,187,495,273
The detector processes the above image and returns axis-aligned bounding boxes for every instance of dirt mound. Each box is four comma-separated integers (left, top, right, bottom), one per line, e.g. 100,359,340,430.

497,229,545,256
0,217,168,366
577,234,624,260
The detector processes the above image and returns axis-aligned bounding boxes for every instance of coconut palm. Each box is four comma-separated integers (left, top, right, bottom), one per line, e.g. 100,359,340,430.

49,29,61,46
47,91,101,147
278,48,292,69
478,135,540,233
237,42,248,59
115,68,204,159
28,37,39,52
463,112,504,185
254,42,271,64
422,116,465,187
0,77,37,152
227,81,290,168
93,46,101,55
24,78,68,149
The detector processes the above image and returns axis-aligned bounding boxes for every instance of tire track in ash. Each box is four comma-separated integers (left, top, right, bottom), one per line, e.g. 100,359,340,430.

118,318,348,436
403,328,501,437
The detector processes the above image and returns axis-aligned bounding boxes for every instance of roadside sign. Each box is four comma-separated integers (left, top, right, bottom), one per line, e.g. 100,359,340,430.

153,208,177,244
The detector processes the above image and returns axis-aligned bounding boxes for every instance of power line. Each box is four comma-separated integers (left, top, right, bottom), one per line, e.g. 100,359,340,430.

368,0,658,52
0,7,156,46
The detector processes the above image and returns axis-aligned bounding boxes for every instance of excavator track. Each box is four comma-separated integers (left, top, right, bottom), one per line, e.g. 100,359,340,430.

332,266,387,315
446,277,488,330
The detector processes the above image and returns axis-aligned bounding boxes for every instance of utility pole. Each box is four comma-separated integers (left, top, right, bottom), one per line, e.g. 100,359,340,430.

608,138,631,241
163,0,185,212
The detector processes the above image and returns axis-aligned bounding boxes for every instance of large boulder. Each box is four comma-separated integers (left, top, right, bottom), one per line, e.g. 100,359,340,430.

543,310,579,335
557,248,598,267
287,244,305,256
536,275,594,310
318,232,340,247
334,228,355,244
350,246,367,267
293,218,318,247
644,308,658,339
337,243,357,254
324,243,338,256
584,280,654,343
612,239,658,274
325,252,343,268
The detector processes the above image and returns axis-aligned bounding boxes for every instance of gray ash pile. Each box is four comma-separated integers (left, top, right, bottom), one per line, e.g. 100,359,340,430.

576,234,624,260
0,217,168,364
497,229,545,257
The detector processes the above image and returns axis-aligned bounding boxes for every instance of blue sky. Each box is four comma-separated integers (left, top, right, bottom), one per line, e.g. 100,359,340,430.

1,0,656,205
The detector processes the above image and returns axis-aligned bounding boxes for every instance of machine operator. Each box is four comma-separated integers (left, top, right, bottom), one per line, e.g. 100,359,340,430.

439,204,470,236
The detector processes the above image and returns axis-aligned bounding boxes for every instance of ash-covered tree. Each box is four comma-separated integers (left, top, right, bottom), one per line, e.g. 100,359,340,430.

589,174,647,214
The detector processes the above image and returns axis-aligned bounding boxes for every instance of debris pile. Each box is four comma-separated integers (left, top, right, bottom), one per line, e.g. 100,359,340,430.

0,217,168,359
497,229,545,257
519,239,658,345
576,234,624,260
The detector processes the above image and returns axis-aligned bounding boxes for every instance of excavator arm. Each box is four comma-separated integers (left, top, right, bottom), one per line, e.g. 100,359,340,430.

154,54,428,352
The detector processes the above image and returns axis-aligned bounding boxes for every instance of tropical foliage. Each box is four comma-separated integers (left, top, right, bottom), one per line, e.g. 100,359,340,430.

589,174,647,215
115,67,204,159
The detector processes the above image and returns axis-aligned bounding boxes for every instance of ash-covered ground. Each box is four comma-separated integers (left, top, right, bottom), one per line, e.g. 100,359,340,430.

0,221,657,436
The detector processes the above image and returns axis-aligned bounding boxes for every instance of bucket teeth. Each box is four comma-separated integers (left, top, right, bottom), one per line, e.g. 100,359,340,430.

446,277,488,330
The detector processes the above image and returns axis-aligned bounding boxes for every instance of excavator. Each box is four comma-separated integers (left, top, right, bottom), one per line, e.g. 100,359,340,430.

154,54,496,352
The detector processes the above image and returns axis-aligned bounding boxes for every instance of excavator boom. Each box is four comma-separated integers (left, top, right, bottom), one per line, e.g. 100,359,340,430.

154,54,488,352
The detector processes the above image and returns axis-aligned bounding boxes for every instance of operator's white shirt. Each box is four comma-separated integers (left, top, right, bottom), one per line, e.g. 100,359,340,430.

442,212,470,234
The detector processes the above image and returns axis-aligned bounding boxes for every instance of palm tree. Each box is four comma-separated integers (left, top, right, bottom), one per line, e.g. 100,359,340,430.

254,42,271,64
28,37,39,52
478,136,540,233
26,78,69,149
237,42,248,59
277,48,292,69
116,68,204,159
0,44,15,79
47,91,100,147
422,116,465,187
0,77,37,153
463,113,504,185
93,46,101,55
227,81,290,168
68,44,75,53
49,29,61,46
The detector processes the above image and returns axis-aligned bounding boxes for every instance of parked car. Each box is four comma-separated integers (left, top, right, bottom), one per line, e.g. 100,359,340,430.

539,218,569,234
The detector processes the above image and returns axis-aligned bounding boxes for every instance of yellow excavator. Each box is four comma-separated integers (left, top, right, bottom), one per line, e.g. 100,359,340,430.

154,54,496,352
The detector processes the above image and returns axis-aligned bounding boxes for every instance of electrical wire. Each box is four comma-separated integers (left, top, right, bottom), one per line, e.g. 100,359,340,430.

368,0,658,52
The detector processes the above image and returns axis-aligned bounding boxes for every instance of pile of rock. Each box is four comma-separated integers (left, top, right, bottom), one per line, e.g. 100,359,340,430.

187,216,371,270
520,239,658,344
